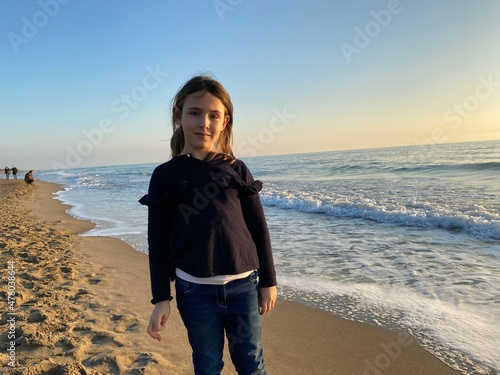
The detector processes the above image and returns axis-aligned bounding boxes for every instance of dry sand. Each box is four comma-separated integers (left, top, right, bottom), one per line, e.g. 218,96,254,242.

0,179,461,374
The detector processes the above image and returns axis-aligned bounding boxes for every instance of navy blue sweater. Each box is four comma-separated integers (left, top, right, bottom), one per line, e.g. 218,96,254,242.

139,153,277,304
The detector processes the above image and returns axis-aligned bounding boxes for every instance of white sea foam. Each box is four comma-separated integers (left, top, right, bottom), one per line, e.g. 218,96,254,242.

82,226,146,237
260,185,500,240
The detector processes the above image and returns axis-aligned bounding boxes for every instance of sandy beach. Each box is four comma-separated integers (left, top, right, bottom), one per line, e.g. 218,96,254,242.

0,179,461,374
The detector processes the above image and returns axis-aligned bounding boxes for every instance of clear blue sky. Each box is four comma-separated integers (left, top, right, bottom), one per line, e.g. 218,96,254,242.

1,0,499,170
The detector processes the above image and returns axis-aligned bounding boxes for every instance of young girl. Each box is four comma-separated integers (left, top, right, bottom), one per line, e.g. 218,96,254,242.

140,75,277,375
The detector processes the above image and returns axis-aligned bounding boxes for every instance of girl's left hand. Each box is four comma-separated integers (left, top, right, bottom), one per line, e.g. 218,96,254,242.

258,286,277,315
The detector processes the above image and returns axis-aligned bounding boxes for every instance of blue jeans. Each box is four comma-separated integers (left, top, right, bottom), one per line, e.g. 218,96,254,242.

175,271,267,375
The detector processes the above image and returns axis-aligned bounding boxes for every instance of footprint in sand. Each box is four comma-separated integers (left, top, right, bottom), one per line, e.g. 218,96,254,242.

27,310,47,323
133,352,160,367
81,271,104,285
109,313,140,333
90,330,126,348
16,272,32,281
87,355,122,374
21,280,35,289
59,266,77,280
88,278,102,285
69,288,94,301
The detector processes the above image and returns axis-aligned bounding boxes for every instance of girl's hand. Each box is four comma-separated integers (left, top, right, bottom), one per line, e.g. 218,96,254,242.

258,286,277,315
147,300,171,341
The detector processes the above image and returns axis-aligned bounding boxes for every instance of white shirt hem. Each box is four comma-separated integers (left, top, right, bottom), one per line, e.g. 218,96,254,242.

175,268,254,285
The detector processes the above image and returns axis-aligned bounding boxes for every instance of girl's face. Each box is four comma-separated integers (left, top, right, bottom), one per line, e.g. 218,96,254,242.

175,91,229,158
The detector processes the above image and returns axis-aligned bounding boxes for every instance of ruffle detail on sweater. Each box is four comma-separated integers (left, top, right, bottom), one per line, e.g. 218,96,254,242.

210,173,263,197
139,173,262,207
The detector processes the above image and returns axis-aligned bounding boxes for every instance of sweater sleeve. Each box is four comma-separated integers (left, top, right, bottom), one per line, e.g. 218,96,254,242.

139,168,173,304
241,194,277,287
238,163,277,287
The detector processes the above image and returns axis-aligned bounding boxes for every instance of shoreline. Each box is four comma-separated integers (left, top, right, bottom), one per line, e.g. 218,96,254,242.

0,179,461,374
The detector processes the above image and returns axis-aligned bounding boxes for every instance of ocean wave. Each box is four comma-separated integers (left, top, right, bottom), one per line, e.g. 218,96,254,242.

261,193,500,240
392,161,500,174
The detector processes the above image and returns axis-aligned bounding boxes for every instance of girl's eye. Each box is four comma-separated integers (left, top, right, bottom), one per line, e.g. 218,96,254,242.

189,111,200,116
210,114,220,119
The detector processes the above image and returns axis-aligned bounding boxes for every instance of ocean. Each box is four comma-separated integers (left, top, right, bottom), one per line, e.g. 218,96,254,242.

39,140,500,375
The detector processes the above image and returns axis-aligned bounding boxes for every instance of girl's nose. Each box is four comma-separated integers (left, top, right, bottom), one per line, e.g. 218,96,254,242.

198,115,210,128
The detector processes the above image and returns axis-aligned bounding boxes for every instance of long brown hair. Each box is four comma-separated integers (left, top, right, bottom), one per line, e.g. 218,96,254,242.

170,75,234,159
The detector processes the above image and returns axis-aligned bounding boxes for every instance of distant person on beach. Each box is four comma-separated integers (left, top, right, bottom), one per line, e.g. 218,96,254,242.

4,166,11,180
24,170,35,184
12,166,18,179
140,75,277,374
